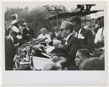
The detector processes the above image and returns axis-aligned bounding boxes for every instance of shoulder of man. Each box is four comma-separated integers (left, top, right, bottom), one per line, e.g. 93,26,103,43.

68,34,79,43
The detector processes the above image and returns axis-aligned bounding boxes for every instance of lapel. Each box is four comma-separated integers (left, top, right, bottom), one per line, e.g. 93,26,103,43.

66,34,74,45
80,28,86,37
5,36,15,50
64,34,75,51
61,34,73,46
9,36,15,47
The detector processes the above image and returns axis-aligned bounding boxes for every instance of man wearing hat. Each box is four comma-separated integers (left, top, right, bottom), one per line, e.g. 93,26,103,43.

60,21,81,70
70,16,94,53
5,30,18,70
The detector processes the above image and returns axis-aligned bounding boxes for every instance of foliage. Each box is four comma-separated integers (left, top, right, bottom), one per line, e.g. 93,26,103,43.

5,6,68,37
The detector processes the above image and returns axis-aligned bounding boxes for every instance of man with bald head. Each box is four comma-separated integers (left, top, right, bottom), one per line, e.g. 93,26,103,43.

60,21,81,70
37,27,51,43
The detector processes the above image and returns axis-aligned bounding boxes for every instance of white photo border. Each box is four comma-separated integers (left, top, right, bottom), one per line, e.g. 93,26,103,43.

0,0,108,86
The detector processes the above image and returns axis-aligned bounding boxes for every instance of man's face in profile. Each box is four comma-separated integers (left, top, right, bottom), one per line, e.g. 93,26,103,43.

72,22,81,32
75,51,85,67
61,29,69,38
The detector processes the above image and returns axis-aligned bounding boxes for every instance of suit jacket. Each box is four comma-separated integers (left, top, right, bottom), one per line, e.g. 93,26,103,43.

64,34,81,60
23,28,34,41
5,36,16,70
63,34,81,70
78,28,94,52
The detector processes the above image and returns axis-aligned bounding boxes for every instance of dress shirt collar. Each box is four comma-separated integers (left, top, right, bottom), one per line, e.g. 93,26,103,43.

75,28,82,38
78,28,82,34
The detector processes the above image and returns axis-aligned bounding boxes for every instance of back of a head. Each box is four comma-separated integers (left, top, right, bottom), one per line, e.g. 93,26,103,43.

69,16,81,24
50,48,68,57
77,48,90,58
81,58,104,70
50,48,68,63
51,48,67,54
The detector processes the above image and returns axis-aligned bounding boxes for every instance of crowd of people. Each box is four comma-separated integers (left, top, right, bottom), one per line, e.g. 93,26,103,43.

5,14,104,70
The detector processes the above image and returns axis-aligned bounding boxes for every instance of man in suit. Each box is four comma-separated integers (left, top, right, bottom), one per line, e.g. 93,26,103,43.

60,21,81,70
5,30,18,70
22,23,34,42
70,16,94,53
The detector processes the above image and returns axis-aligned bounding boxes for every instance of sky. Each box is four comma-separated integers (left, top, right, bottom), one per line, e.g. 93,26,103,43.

3,2,105,11
2,1,105,18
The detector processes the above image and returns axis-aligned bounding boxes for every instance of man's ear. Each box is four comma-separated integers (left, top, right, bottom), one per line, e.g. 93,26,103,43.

67,29,70,33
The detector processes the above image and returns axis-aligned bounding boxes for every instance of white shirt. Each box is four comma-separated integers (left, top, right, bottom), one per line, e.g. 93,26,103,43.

37,34,51,42
12,26,19,33
75,28,85,39
94,27,104,44
46,46,55,53
75,28,82,38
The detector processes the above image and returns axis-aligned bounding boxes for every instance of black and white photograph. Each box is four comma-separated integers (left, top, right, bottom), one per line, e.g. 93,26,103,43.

2,1,108,86
4,2,105,71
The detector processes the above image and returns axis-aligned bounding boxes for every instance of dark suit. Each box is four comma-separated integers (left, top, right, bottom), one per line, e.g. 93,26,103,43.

78,28,94,52
63,34,81,70
5,36,16,70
